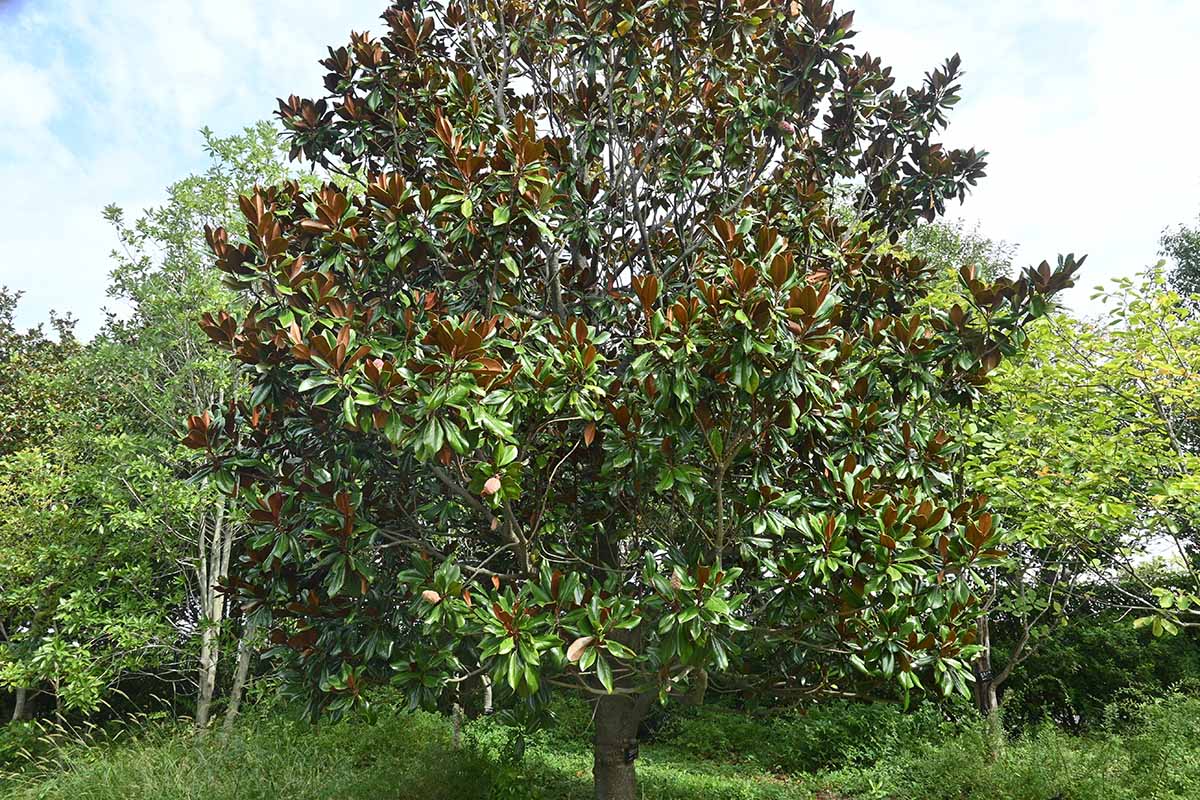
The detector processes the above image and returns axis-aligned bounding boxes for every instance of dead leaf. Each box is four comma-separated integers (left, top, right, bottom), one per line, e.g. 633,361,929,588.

567,636,595,662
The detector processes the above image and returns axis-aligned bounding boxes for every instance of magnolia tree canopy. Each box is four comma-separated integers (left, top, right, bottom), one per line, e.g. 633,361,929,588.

187,1,1079,796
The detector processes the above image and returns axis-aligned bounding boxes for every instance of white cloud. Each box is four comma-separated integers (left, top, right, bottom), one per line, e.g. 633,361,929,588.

0,0,385,336
0,57,59,136
849,0,1200,314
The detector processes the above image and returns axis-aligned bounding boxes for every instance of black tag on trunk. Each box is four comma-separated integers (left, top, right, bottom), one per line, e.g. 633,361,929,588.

624,742,639,763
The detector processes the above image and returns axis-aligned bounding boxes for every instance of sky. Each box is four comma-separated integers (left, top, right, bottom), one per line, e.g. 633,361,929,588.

2,0,1200,337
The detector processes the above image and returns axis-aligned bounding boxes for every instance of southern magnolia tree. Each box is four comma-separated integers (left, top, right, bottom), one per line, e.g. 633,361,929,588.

188,2,1078,795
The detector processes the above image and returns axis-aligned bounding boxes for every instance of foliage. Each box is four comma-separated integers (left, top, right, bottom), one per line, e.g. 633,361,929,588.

651,698,956,773
969,269,1200,639
903,219,1014,284
0,288,79,457
0,435,194,713
100,121,297,429
0,124,294,720
997,593,1200,732
1161,214,1200,303
190,12,1079,779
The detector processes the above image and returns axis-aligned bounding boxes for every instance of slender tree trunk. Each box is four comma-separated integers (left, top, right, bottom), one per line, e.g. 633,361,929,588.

196,625,218,728
10,687,28,723
451,678,463,749
196,499,230,730
482,675,493,715
592,694,649,800
972,614,1003,758
222,620,257,733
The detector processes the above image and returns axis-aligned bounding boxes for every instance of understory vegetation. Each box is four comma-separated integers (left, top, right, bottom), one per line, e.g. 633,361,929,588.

4,692,1198,800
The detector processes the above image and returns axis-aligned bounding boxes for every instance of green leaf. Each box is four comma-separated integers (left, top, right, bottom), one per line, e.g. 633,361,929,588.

604,640,636,659
313,386,340,406
298,375,333,393
523,661,540,694
493,205,510,226
595,655,614,694
704,595,730,615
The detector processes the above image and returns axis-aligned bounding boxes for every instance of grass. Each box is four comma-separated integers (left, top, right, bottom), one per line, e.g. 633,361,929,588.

3,694,1198,800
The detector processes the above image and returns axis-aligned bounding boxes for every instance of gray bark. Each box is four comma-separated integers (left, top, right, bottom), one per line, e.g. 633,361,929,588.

972,614,1004,758
10,686,28,723
592,693,651,800
222,619,257,732
196,498,231,729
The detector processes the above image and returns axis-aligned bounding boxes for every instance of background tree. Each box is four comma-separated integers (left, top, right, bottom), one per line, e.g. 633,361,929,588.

1161,214,1200,303
97,122,296,729
0,290,81,721
0,125,293,729
189,3,1078,797
0,289,79,459
0,293,187,721
0,434,193,719
962,268,1200,730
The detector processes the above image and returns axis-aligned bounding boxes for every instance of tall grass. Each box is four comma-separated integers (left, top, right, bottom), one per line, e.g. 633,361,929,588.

4,694,1197,800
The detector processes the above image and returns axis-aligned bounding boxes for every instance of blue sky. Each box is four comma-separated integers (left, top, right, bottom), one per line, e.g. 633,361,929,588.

3,0,1199,336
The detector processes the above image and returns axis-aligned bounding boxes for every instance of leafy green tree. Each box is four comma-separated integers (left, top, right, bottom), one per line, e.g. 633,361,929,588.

0,290,84,720
0,124,294,727
0,289,79,459
904,220,1014,285
189,3,1077,796
998,567,1200,733
1162,215,1200,302
966,268,1200,725
0,435,195,718
0,294,190,721
98,122,297,729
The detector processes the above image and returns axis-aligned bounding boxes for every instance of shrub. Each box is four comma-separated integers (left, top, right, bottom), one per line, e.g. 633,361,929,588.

652,700,956,773
999,617,1200,732
823,692,1200,800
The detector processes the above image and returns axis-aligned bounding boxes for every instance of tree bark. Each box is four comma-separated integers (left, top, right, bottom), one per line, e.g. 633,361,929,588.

971,614,1003,758
592,693,649,800
222,619,257,733
452,701,464,749
196,498,230,730
10,686,28,723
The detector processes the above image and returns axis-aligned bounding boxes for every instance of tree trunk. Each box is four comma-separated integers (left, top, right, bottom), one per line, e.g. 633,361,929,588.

451,676,463,749
196,499,230,730
10,686,28,723
196,623,218,729
222,620,257,732
452,701,464,749
592,694,647,800
482,675,493,715
972,614,1004,758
